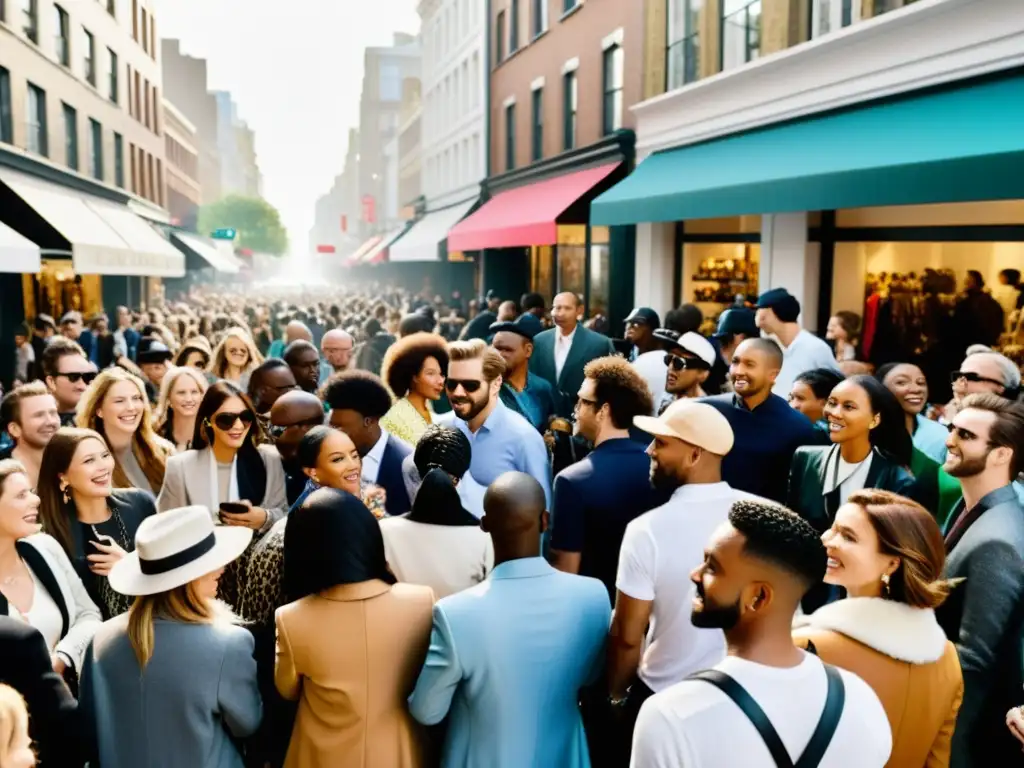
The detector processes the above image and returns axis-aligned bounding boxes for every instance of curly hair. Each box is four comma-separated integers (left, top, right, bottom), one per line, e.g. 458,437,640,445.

728,500,827,590
583,356,654,428
380,332,450,399
322,370,393,419
413,424,471,479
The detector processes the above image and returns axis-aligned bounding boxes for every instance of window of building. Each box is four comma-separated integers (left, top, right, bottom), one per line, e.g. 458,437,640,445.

147,152,154,201
721,0,761,71
106,0,115,17
140,7,147,53
26,83,47,156
22,0,38,44
531,87,543,161
114,132,124,187
495,11,505,64
131,0,137,40
379,64,402,101
62,103,77,170
532,0,548,37
84,29,96,85
89,118,102,180
510,0,519,52
149,14,155,60
143,78,150,129
504,102,516,171
55,5,70,66
108,49,118,103
0,68,11,145
133,69,140,120
667,0,703,90
129,142,136,192
152,84,158,133
562,70,577,150
602,45,623,135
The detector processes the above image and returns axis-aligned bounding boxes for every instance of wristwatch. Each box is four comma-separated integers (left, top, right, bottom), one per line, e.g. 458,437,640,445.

608,693,629,708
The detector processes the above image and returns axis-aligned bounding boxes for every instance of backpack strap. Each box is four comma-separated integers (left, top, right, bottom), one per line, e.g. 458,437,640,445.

687,669,794,768
795,664,846,768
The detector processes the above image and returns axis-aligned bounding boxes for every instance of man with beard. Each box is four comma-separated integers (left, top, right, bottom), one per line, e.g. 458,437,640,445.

606,400,753,759
443,339,551,511
248,359,299,421
631,501,890,767
0,382,60,487
936,393,1024,766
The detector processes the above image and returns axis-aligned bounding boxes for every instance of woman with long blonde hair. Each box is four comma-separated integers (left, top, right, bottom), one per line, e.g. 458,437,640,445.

209,328,263,390
80,505,260,768
153,367,208,452
0,684,36,768
75,368,173,495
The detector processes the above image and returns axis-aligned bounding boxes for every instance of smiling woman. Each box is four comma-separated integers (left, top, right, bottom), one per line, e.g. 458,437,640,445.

154,367,209,452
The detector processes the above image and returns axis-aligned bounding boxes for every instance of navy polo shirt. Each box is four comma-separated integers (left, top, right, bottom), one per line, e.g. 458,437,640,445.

549,437,668,603
701,393,820,504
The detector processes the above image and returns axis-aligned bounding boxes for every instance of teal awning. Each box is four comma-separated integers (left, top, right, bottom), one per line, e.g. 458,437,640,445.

591,72,1024,226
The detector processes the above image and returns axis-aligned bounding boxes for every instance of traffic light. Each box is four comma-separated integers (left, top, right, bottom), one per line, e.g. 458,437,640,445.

211,228,237,240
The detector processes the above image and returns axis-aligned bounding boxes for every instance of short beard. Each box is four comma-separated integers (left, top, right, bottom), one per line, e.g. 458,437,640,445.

691,593,742,630
945,454,988,479
650,462,681,493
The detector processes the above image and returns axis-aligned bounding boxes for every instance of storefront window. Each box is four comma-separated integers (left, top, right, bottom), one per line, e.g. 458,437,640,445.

23,261,101,320
529,245,555,305
681,243,760,325
589,226,611,319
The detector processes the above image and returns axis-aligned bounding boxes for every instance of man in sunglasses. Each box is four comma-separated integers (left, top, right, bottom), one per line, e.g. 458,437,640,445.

40,337,95,427
269,390,327,506
653,330,716,414
948,350,1021,418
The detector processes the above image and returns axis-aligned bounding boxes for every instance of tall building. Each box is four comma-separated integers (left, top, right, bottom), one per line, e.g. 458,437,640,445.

162,98,200,231
0,0,184,375
161,39,221,206
213,91,260,198
309,128,360,261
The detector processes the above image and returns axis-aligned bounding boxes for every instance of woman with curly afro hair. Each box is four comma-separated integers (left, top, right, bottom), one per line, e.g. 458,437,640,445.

379,332,449,446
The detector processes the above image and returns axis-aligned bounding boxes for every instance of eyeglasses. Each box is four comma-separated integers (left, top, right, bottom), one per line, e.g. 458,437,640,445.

664,354,710,372
573,396,597,412
445,378,485,394
268,416,324,439
211,411,255,431
950,370,1004,388
56,371,98,385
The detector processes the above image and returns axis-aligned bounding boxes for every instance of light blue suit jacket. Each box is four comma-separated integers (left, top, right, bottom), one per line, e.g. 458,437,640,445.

409,557,610,768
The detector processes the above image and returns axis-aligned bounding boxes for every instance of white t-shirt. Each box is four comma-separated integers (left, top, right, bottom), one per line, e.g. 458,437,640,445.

616,482,758,692
772,330,841,397
631,654,892,768
632,350,669,414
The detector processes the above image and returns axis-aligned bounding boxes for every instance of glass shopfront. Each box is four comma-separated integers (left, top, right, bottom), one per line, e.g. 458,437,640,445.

527,225,612,317
22,260,102,321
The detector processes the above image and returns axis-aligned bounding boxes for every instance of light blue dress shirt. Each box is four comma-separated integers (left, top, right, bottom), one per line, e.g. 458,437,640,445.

409,557,610,768
443,401,552,507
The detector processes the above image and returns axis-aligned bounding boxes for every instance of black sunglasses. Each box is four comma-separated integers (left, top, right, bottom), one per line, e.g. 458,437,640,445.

949,370,1004,388
57,371,98,385
445,378,484,394
211,411,255,431
664,354,710,372
946,423,980,442
268,416,324,439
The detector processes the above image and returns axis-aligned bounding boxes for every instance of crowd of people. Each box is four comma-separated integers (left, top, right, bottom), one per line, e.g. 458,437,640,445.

0,279,1021,768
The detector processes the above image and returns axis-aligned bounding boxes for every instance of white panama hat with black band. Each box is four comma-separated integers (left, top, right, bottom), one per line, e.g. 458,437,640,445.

108,505,253,596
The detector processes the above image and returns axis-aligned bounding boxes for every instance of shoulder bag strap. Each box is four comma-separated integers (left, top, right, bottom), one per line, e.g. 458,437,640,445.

687,670,794,768
794,664,846,768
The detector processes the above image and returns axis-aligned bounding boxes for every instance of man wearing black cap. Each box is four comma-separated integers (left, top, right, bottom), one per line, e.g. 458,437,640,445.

136,339,173,403
755,288,839,397
490,314,556,431
655,330,717,411
624,308,661,362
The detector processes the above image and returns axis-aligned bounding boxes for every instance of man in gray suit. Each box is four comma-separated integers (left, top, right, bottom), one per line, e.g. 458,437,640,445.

937,393,1024,766
530,292,615,417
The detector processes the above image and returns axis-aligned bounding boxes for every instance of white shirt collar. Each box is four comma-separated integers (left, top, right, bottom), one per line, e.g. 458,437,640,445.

362,429,389,483
557,324,578,344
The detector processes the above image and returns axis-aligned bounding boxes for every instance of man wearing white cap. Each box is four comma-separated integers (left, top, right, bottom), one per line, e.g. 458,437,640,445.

656,330,716,413
606,399,761,759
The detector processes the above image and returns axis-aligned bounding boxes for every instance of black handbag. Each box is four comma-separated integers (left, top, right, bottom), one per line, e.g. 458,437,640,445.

687,663,846,768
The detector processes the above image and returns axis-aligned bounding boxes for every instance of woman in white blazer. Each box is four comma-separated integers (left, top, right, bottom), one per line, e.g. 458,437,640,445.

0,459,101,677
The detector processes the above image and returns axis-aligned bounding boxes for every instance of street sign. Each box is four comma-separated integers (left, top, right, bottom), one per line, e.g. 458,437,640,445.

211,228,237,240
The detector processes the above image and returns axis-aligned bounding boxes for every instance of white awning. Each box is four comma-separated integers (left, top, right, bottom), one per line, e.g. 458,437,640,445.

170,231,242,273
0,221,41,273
358,227,407,264
388,199,477,262
0,168,184,277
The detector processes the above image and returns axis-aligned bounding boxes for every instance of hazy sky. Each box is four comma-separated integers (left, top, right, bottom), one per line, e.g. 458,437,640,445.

159,1,420,256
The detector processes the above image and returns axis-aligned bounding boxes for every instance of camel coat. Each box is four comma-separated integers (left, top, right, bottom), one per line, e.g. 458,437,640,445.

275,580,435,768
793,597,963,768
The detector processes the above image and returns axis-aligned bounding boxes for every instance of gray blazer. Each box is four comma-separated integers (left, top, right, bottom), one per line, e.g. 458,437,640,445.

157,444,287,533
80,615,261,768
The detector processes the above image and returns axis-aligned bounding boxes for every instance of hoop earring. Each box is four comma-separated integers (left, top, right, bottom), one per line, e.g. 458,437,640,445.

881,573,891,597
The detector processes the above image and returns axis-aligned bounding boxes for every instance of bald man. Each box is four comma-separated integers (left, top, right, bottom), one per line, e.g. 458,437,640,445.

321,329,354,377
409,471,610,768
267,320,314,361
269,390,326,505
530,292,616,417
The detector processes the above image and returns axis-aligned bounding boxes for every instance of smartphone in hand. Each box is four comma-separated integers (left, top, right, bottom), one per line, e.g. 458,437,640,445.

218,502,249,523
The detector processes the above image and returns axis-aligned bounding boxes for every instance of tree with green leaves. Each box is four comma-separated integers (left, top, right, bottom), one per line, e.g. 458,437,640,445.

197,195,288,256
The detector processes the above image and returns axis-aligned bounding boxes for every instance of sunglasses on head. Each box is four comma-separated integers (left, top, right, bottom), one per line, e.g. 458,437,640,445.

949,370,1004,388
211,411,255,431
57,371,98,385
445,378,485,394
664,354,710,372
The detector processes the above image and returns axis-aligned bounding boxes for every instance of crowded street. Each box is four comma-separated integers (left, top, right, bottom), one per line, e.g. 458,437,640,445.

1,0,1024,767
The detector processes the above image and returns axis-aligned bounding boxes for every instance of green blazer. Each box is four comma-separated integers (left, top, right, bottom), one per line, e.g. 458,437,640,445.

529,324,615,417
787,445,917,534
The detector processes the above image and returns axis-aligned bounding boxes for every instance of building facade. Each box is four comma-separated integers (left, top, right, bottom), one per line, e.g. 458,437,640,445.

591,0,1024,404
0,0,183,376
213,91,260,199
162,98,200,231
309,128,360,262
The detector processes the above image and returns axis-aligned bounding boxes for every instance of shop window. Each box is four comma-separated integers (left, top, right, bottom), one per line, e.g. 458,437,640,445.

62,102,77,170
667,0,702,90
0,67,11,145
686,215,761,234
602,45,623,135
531,87,543,161
681,243,761,321
721,0,760,72
590,227,612,319
836,201,1024,228
562,71,576,150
